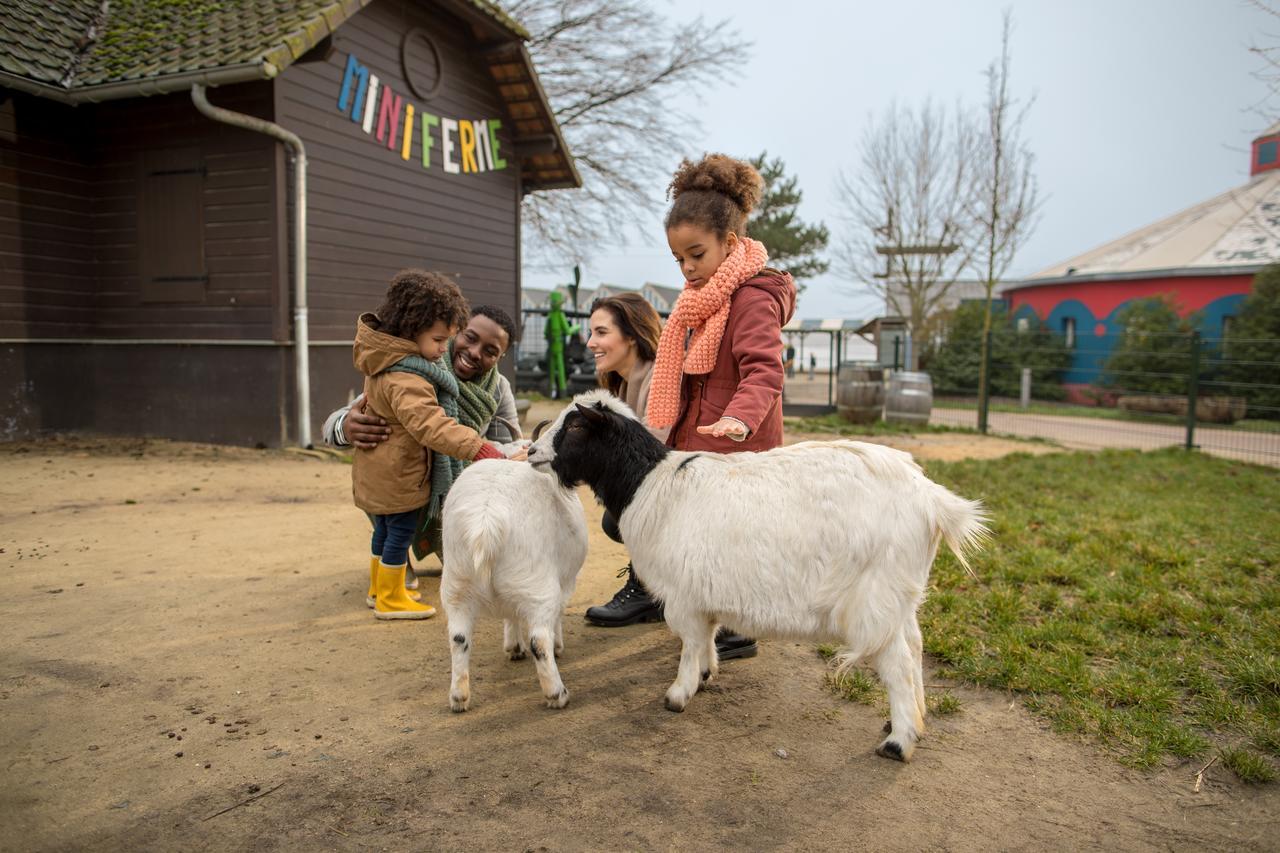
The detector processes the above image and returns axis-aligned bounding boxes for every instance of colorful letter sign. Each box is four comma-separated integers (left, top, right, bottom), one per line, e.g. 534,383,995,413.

337,53,507,176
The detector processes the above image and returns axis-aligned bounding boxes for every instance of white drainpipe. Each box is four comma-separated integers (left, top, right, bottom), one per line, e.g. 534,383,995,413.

191,84,311,447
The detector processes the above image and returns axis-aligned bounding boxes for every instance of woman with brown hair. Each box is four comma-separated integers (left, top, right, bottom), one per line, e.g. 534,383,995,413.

581,292,670,628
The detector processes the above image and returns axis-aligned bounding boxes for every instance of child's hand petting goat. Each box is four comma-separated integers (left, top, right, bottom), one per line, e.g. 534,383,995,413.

527,390,990,763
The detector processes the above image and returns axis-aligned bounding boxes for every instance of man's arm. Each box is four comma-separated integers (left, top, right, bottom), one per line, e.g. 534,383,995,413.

325,394,391,450
484,374,521,443
322,402,354,447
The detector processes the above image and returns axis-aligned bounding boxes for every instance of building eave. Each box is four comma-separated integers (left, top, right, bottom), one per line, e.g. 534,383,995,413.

1012,264,1266,290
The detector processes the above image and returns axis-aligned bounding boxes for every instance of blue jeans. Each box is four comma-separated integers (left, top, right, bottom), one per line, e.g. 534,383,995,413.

371,508,421,568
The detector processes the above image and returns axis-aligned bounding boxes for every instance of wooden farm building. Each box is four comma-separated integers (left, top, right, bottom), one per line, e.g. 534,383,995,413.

0,0,578,446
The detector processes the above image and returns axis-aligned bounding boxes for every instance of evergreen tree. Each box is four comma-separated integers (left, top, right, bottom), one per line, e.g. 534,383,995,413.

1102,296,1200,396
747,152,829,291
1223,264,1280,418
924,301,1070,399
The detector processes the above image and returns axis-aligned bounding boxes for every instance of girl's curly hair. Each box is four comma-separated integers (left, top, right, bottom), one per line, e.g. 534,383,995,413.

664,153,765,239
372,269,470,340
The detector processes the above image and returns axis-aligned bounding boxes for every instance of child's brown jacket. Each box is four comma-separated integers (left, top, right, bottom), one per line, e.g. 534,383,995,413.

350,313,483,515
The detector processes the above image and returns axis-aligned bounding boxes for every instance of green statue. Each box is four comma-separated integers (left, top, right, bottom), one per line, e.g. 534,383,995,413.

544,291,571,399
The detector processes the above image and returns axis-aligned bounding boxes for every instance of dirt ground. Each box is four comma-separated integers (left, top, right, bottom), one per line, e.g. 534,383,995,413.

2,418,1276,852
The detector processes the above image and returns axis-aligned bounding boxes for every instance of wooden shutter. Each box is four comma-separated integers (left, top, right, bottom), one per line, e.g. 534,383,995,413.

138,148,206,303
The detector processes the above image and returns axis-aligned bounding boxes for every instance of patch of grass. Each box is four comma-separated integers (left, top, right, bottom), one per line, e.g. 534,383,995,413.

921,448,1280,782
1221,748,1278,783
824,670,883,706
928,692,962,716
935,400,1280,433
815,643,839,660
1233,419,1280,434
787,413,975,437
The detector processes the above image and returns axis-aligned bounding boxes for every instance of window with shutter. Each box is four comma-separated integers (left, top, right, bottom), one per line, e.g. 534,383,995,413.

138,148,206,303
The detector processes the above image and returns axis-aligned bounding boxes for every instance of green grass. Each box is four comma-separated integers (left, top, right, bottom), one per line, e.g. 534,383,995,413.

1234,419,1280,434
917,448,1279,782
825,670,884,706
786,413,976,437
935,399,1280,433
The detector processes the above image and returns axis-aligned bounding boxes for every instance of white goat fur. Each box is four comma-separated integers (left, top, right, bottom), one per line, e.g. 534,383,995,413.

528,390,989,761
441,458,588,711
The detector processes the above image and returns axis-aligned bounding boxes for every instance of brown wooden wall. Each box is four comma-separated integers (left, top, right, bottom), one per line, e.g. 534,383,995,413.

0,95,96,338
0,0,531,445
0,84,281,341
275,0,522,342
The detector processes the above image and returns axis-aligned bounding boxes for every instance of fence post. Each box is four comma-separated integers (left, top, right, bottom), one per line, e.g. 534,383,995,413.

1185,331,1200,451
1020,367,1031,409
892,336,901,371
978,328,992,434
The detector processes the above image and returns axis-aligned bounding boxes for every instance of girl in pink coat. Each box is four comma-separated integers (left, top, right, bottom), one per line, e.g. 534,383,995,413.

586,154,797,660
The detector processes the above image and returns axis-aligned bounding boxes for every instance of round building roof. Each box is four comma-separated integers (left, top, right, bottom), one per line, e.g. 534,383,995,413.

1021,125,1280,287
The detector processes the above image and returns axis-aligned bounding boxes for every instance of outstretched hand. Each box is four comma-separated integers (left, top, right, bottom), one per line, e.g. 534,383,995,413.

695,418,747,439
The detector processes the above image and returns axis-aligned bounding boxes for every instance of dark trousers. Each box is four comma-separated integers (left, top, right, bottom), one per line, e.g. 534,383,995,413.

371,508,421,567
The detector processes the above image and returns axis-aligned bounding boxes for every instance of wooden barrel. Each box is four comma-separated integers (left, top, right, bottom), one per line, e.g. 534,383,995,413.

884,371,933,426
836,362,885,424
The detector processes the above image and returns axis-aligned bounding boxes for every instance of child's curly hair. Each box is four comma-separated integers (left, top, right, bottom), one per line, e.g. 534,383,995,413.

372,269,470,340
664,153,765,239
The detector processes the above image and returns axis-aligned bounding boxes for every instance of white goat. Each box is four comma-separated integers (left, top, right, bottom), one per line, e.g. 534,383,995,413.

527,390,989,761
440,456,588,711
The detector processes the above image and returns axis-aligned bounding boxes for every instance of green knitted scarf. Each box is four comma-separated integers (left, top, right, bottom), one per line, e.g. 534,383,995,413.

384,354,462,531
382,345,501,560
448,339,500,435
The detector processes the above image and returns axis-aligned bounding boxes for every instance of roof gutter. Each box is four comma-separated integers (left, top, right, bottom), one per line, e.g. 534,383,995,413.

0,62,277,105
1015,264,1269,289
191,83,312,448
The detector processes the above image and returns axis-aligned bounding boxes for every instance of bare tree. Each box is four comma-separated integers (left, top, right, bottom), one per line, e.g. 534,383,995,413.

971,11,1041,428
1245,0,1280,123
509,0,745,267
834,100,977,351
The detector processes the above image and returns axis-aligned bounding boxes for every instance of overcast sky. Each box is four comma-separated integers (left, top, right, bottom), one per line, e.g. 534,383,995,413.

524,0,1274,320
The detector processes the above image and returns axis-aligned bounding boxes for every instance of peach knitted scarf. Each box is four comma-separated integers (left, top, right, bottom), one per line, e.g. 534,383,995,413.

646,237,769,428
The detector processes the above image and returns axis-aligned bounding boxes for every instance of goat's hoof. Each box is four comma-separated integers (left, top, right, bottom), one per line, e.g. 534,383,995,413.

664,692,688,713
882,720,892,734
544,687,569,709
449,693,470,713
507,647,527,662
875,737,912,762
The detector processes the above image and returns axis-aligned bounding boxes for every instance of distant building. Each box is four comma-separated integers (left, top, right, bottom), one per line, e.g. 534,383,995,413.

641,283,682,313
1004,123,1279,387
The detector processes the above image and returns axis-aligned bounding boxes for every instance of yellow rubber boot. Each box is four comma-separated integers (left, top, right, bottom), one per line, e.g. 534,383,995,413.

367,556,420,608
374,561,435,620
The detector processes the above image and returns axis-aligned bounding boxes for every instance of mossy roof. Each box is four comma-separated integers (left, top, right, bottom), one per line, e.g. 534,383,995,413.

0,0,527,91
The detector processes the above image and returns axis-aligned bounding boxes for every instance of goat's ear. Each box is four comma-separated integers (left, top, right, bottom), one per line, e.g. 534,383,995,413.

575,402,609,426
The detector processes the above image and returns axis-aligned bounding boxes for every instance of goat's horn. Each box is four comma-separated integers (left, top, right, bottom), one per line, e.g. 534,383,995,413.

531,419,553,442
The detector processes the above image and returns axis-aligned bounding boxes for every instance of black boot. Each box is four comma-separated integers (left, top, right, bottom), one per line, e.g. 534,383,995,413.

584,564,663,627
715,627,758,661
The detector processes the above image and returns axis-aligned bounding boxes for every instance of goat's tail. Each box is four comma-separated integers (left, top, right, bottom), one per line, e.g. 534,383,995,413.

450,507,504,586
930,484,991,577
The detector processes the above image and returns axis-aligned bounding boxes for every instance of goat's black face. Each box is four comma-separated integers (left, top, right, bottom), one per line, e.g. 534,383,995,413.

526,394,670,518
546,405,611,489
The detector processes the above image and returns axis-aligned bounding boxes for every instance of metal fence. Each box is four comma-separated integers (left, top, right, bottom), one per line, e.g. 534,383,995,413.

926,329,1280,467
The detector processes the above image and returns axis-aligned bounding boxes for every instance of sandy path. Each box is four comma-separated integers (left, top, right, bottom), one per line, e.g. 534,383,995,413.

0,433,1275,851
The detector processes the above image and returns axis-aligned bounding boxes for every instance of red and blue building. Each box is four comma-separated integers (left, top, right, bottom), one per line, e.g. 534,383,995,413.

1004,124,1280,389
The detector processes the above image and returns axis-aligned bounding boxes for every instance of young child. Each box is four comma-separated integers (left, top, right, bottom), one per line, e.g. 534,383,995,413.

645,153,797,658
352,270,504,620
